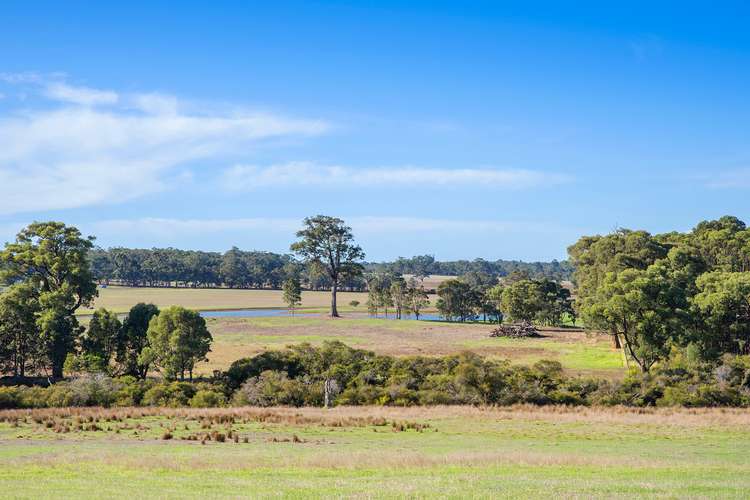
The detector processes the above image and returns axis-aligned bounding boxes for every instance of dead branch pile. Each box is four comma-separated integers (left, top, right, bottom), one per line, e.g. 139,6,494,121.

488,321,540,338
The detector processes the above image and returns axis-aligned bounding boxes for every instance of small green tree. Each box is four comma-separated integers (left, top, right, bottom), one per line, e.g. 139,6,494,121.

436,279,477,322
390,277,407,319
366,271,394,317
80,308,121,372
405,278,430,320
140,306,212,381
115,303,159,379
282,277,303,316
500,280,544,323
485,285,505,324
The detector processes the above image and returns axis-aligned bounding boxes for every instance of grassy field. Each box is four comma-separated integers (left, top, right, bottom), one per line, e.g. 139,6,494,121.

80,286,438,315
202,316,622,377
1,405,748,498
80,286,374,314
79,286,621,377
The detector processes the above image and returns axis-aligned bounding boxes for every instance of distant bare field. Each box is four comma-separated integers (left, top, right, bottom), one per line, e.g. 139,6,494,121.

403,274,454,291
80,286,373,314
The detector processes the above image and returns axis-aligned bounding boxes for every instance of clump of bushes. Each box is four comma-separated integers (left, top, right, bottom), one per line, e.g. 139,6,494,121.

189,389,226,408
3,342,750,409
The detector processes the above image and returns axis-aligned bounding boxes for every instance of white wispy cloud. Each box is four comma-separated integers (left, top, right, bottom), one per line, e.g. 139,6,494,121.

0,75,330,215
44,82,119,106
220,162,568,190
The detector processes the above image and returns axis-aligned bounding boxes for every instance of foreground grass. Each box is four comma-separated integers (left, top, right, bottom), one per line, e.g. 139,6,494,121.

1,405,748,498
203,316,622,377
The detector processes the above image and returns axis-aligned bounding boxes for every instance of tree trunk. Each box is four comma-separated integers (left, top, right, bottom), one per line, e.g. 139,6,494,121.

331,281,339,317
52,363,63,379
611,333,621,349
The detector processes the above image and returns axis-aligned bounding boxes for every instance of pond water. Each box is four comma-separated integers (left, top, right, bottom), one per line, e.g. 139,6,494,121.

200,308,446,321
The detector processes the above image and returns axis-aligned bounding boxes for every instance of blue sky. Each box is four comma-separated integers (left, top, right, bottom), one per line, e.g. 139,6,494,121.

1,1,749,261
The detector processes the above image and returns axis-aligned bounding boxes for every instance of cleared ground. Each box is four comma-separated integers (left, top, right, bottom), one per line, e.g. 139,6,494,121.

403,274,454,291
202,316,622,377
1,405,748,498
80,286,378,314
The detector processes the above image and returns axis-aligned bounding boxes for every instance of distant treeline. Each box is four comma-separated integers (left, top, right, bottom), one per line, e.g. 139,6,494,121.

367,255,574,282
88,248,572,289
88,247,366,290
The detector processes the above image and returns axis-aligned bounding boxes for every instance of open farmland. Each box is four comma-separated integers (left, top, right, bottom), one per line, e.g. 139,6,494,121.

201,316,622,377
403,274,454,291
1,405,749,498
79,286,387,315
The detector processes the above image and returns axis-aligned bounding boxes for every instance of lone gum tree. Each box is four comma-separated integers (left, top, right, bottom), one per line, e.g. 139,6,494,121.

290,216,364,318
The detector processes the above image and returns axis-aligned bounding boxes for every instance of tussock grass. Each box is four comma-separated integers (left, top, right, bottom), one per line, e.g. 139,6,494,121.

3,405,750,497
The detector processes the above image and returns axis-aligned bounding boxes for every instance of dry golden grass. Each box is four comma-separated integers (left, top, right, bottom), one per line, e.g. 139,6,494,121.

201,316,621,376
82,285,440,315
5,404,750,428
80,286,376,314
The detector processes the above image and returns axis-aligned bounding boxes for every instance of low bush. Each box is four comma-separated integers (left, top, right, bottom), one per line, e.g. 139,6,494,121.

142,382,196,407
189,389,225,408
2,342,750,409
0,387,20,409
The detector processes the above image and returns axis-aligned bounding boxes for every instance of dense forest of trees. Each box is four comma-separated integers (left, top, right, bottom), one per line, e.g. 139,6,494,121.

87,247,572,290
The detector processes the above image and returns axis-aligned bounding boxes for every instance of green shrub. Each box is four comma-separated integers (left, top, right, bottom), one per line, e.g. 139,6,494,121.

68,374,123,407
142,381,196,407
113,376,151,407
189,389,225,408
17,386,50,408
0,387,20,409
234,371,312,407
3,344,750,409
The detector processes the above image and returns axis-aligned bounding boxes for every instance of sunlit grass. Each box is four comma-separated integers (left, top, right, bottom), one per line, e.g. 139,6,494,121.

2,406,749,498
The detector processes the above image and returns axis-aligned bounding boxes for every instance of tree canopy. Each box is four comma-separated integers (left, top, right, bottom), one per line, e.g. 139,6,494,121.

570,215,750,371
0,222,97,378
290,216,365,317
140,306,212,381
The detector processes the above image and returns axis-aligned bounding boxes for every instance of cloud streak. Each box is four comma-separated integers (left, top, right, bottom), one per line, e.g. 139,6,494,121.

0,76,330,215
221,162,568,190
44,82,119,106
